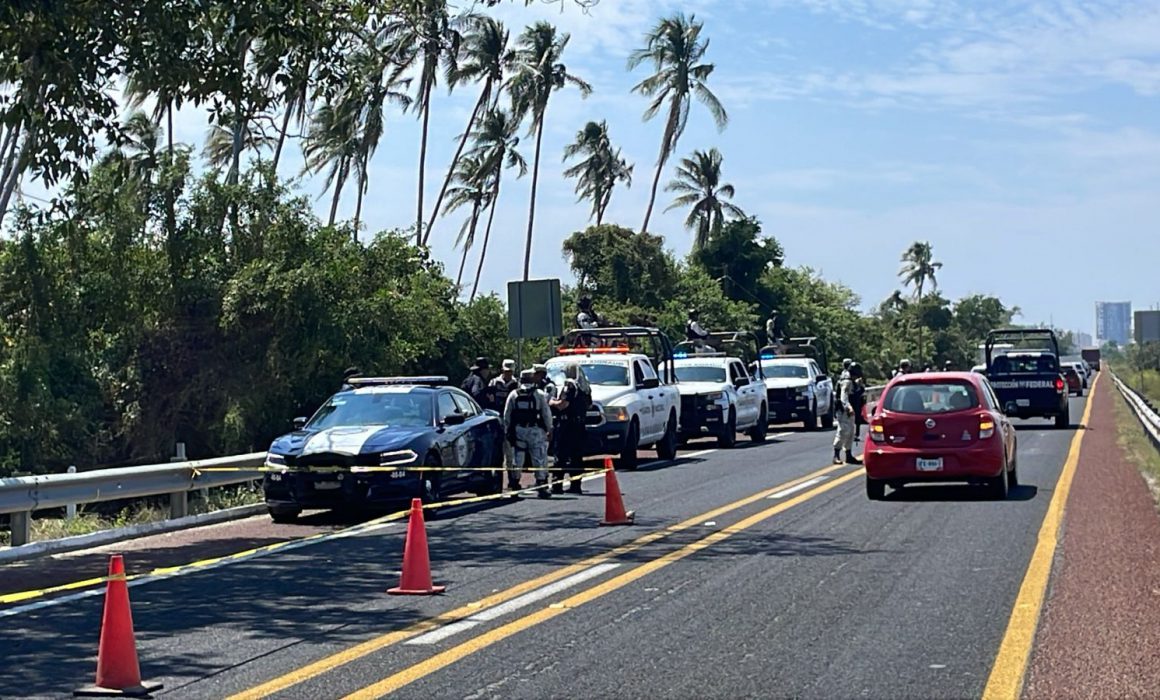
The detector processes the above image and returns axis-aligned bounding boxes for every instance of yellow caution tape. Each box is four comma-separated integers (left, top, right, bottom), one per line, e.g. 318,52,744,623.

193,465,608,475
0,468,607,607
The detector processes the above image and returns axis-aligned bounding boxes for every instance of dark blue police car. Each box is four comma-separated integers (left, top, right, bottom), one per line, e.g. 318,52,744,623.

262,376,506,522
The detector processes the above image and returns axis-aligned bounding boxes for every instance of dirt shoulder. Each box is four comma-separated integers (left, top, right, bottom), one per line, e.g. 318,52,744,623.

1024,373,1160,698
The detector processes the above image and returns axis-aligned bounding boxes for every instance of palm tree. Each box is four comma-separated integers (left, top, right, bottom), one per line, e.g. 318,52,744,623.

507,21,592,280
898,241,943,363
465,108,527,300
442,155,492,289
203,117,278,174
628,13,727,235
380,0,472,244
664,147,744,249
562,120,633,226
302,102,359,227
426,16,512,245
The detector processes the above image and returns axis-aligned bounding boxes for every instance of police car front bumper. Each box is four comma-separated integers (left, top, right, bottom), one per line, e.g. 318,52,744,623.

678,396,728,438
577,421,631,456
262,468,491,510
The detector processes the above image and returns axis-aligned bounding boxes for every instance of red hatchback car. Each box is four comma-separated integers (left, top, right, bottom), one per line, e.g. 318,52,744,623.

864,372,1017,500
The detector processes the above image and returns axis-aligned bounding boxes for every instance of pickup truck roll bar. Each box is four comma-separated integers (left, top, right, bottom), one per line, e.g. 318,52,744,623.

675,330,768,380
984,328,1060,367
757,336,830,375
559,326,678,382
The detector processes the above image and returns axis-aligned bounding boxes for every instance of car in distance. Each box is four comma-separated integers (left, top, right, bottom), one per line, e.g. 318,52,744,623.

864,371,1017,500
262,376,505,522
1061,365,1083,396
984,328,1070,428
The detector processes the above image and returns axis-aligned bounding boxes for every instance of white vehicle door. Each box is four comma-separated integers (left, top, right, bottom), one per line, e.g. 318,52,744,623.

728,360,759,426
632,360,661,441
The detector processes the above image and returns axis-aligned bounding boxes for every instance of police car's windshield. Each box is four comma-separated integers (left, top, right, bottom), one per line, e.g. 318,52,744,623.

759,363,810,379
308,392,433,430
671,366,726,383
559,363,629,386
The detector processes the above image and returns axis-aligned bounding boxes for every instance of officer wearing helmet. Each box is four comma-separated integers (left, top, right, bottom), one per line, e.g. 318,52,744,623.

686,308,710,351
893,358,913,378
504,369,553,496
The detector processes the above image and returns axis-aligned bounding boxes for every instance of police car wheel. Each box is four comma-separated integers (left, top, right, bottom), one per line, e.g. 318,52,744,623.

656,412,678,461
803,403,818,431
268,507,300,524
1054,407,1070,429
717,410,737,448
749,406,768,442
615,421,640,471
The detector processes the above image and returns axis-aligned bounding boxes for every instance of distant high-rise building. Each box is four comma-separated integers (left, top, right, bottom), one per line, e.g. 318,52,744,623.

1074,331,1094,348
1135,310,1160,344
1096,301,1132,346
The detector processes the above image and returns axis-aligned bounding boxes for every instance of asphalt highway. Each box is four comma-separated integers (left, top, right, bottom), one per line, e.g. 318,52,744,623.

0,399,1088,699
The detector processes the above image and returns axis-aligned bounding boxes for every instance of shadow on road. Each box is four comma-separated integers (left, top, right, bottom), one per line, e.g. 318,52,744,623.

885,483,1039,502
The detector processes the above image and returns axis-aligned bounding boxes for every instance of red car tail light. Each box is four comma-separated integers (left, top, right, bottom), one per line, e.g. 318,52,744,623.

1054,376,1065,392
979,415,995,439
870,423,885,443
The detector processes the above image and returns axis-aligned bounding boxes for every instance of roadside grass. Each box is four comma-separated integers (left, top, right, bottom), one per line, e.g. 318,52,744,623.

0,481,263,547
1113,365,1160,406
1112,387,1160,507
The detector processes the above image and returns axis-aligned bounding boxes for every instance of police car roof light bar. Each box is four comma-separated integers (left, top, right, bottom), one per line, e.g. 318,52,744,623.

347,376,449,387
556,346,632,355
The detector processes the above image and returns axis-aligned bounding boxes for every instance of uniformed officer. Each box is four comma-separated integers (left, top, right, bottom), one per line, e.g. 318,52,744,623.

839,358,853,382
893,358,912,377
462,357,495,409
504,370,553,496
576,296,602,329
549,363,591,495
533,364,556,399
492,359,519,473
764,310,781,346
943,360,955,371
686,308,710,351
849,362,866,443
341,366,361,391
833,364,859,464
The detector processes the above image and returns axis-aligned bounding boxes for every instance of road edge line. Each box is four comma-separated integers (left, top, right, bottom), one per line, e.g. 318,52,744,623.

981,375,1100,699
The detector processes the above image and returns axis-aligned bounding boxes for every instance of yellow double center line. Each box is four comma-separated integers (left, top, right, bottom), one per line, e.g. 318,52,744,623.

230,463,861,700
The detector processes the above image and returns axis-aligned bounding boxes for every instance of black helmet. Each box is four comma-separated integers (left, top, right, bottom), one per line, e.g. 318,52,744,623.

849,362,863,377
578,295,593,310
688,307,699,317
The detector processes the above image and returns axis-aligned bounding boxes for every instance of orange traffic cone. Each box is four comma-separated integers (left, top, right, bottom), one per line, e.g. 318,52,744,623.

388,498,446,595
74,555,162,697
600,458,635,526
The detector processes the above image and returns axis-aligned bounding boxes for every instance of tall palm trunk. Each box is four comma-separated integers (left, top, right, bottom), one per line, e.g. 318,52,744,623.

522,119,545,281
353,171,366,241
164,101,177,243
471,174,502,301
641,103,679,235
328,157,349,227
455,200,481,289
273,105,293,173
425,84,490,246
416,88,432,246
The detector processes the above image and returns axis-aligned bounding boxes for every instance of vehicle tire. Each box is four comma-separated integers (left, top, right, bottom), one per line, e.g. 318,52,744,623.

656,412,678,461
748,404,769,443
987,460,1009,500
717,409,737,448
821,400,834,430
865,477,885,501
1008,439,1019,487
474,468,504,497
268,506,300,524
615,420,640,471
1054,406,1070,429
421,451,444,513
803,402,818,431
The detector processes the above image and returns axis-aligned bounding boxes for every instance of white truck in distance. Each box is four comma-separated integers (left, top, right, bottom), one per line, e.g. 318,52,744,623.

665,352,768,447
544,347,680,470
753,355,835,430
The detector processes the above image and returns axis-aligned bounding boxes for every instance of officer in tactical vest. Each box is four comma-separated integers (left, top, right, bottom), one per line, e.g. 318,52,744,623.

504,369,554,496
549,363,591,495
686,308,710,352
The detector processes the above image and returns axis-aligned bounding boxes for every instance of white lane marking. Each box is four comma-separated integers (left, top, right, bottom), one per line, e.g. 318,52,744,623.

405,562,622,645
403,619,481,646
0,521,397,619
682,449,717,459
769,432,792,439
768,476,829,499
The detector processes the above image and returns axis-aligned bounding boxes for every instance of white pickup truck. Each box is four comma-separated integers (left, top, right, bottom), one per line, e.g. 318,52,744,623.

544,349,680,470
665,352,768,447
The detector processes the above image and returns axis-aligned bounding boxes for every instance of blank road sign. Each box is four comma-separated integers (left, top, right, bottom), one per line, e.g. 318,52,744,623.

508,279,563,339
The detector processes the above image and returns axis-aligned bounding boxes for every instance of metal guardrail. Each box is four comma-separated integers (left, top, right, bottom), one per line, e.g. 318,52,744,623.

1111,371,1160,451
0,453,267,547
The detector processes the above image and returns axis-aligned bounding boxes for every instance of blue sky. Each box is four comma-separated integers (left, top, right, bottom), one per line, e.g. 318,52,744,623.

17,0,1160,336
